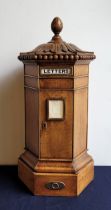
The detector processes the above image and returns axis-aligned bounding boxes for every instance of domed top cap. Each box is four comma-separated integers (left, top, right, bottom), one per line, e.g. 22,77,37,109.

18,17,96,62
51,17,63,36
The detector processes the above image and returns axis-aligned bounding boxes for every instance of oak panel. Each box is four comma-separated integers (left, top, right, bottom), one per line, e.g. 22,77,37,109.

25,88,39,156
40,78,74,89
18,159,34,193
73,88,88,157
25,64,39,76
39,90,73,159
74,77,88,89
24,76,38,88
35,173,77,196
77,160,94,195
74,65,89,77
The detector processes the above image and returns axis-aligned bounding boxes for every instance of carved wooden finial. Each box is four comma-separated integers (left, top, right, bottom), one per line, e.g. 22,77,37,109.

51,17,63,36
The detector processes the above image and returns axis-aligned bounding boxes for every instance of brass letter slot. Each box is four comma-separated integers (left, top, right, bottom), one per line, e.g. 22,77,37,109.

45,182,65,190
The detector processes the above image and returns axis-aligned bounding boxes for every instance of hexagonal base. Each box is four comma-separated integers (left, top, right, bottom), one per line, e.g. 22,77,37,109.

18,159,94,196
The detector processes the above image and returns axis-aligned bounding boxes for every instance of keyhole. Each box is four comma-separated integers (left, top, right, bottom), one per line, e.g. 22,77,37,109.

42,121,47,129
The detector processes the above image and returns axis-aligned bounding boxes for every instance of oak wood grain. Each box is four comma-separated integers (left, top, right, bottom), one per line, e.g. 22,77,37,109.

18,17,95,196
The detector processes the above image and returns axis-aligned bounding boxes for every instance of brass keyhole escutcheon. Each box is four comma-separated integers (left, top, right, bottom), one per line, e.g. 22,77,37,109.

42,121,47,129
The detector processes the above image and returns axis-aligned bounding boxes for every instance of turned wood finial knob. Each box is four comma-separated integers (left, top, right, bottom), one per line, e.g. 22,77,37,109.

51,17,63,36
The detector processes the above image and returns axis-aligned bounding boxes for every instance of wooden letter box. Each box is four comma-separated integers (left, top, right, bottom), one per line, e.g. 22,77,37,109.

18,17,96,196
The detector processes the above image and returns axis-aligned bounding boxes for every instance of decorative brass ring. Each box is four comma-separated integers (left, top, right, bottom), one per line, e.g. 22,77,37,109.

45,181,65,190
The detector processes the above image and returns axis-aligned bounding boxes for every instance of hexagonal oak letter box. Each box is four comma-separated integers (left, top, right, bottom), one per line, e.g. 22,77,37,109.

18,17,96,196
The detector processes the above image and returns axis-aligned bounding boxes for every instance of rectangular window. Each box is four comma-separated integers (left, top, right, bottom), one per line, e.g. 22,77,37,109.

47,99,65,120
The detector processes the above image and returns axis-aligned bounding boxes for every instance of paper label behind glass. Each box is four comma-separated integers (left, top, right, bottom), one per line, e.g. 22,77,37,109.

48,100,64,119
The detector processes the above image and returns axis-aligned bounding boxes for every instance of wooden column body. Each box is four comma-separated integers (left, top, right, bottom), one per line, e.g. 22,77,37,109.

18,17,95,196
